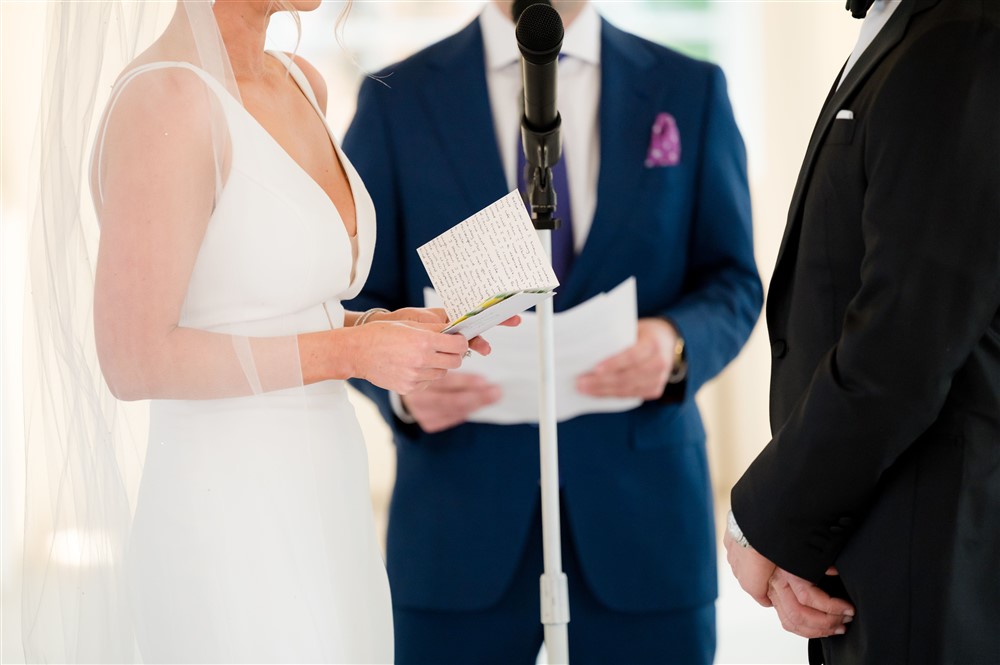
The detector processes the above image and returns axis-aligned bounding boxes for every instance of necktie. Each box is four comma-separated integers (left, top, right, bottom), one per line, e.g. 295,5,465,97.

517,138,575,284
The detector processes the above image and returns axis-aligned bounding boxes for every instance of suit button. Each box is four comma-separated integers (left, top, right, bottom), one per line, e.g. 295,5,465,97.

771,339,788,358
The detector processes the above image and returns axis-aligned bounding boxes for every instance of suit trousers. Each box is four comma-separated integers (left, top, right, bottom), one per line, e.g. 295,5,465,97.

393,496,716,665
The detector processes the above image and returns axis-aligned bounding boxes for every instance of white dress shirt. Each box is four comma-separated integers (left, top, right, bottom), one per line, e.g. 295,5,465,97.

838,0,902,88
480,1,601,252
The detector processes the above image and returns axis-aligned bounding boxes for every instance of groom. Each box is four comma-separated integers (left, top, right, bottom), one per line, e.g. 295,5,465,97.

345,1,761,662
726,1,1000,663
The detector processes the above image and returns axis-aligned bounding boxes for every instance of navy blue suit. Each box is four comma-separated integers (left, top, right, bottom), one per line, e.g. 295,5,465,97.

344,15,761,663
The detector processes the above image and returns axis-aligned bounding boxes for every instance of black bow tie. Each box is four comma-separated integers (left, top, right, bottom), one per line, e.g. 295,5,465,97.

846,0,876,19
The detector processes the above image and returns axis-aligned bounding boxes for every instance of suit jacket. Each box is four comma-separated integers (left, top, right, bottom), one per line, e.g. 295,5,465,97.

731,1,1000,662
344,17,761,614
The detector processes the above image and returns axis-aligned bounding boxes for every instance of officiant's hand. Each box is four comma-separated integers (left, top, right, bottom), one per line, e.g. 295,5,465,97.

401,373,502,433
576,318,678,400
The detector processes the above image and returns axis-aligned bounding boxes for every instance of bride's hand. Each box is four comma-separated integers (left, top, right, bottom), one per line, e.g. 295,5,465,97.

370,307,448,325
361,310,521,358
351,321,469,395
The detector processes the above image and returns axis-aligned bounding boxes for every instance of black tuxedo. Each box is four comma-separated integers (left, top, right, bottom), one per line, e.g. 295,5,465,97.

733,1,1000,663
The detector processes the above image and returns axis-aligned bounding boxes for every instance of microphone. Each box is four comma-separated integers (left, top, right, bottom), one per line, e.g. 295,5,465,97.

516,3,563,135
516,2,564,230
512,0,550,25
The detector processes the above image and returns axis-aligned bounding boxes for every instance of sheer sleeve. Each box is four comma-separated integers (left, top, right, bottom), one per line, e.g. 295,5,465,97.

90,65,305,401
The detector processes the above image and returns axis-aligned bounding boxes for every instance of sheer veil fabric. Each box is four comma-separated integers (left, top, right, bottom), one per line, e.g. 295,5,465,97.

23,1,391,661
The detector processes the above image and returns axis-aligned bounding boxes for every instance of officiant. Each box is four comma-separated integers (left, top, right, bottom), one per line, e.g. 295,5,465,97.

344,1,761,661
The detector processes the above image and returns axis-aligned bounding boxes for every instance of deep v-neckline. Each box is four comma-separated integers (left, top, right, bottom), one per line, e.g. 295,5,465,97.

236,54,358,239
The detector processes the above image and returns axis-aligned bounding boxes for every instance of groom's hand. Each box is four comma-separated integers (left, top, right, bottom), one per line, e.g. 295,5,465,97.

767,567,855,638
724,528,776,607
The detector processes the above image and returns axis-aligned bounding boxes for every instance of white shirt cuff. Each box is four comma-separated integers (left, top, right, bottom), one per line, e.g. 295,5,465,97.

389,391,417,425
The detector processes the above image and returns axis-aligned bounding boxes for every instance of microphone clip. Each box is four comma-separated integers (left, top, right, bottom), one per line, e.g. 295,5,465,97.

520,114,563,231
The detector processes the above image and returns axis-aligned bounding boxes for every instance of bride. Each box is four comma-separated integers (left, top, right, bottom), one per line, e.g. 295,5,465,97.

23,0,505,662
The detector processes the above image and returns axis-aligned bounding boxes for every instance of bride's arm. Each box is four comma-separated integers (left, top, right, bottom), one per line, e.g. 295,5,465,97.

93,69,468,401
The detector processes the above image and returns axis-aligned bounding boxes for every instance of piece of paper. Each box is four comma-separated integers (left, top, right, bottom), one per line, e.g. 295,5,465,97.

417,190,559,323
425,277,642,424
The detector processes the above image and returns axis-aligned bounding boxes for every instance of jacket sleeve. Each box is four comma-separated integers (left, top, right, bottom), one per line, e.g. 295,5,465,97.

662,65,763,401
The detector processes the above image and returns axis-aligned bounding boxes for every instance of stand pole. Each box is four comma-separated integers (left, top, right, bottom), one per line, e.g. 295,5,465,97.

535,231,570,664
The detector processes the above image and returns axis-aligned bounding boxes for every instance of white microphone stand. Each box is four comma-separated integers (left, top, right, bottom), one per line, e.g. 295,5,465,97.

517,3,571,660
534,230,570,665
521,129,571,663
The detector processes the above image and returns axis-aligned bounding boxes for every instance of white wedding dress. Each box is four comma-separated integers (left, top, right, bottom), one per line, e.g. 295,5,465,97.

107,54,393,663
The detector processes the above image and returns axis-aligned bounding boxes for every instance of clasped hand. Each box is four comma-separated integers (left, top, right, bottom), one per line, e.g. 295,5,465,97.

724,529,855,639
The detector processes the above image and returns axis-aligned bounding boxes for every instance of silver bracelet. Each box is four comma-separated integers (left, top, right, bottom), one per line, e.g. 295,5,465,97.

354,307,389,327
726,509,750,549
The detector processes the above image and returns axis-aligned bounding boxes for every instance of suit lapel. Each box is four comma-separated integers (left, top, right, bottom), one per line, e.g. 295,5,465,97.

419,20,508,213
772,0,934,276
559,20,655,308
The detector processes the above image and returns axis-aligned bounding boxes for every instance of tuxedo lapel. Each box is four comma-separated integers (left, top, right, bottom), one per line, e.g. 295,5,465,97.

419,20,507,213
772,0,935,277
559,20,656,308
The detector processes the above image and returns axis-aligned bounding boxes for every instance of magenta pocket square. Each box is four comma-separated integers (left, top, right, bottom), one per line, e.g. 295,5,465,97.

645,112,681,167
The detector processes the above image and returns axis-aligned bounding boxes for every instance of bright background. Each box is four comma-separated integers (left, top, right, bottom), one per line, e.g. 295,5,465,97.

1,1,861,662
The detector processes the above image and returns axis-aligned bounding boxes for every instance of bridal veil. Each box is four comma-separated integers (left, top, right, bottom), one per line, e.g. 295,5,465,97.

22,2,308,660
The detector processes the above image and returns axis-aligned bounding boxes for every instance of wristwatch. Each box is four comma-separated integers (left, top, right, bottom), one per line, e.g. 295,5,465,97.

667,334,687,384
726,510,750,549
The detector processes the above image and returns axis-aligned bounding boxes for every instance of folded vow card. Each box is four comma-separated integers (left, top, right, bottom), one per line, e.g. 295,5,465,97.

424,277,641,424
417,190,559,339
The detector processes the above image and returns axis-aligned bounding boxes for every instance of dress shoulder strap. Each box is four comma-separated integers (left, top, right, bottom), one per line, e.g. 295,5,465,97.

93,62,229,204
268,51,325,119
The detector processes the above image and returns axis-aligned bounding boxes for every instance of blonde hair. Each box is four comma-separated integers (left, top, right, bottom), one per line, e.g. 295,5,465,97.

335,0,354,50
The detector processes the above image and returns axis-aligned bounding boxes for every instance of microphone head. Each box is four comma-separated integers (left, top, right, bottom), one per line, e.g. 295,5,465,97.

512,0,550,24
516,3,564,66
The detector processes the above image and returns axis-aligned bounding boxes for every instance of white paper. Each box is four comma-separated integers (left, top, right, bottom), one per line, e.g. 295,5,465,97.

416,190,559,323
425,277,642,424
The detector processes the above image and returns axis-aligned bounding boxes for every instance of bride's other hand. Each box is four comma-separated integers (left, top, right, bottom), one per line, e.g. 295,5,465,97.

370,307,448,325
363,310,521,357
349,321,468,395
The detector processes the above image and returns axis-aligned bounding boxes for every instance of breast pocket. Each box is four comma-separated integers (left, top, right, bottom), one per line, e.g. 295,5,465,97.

826,118,856,145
